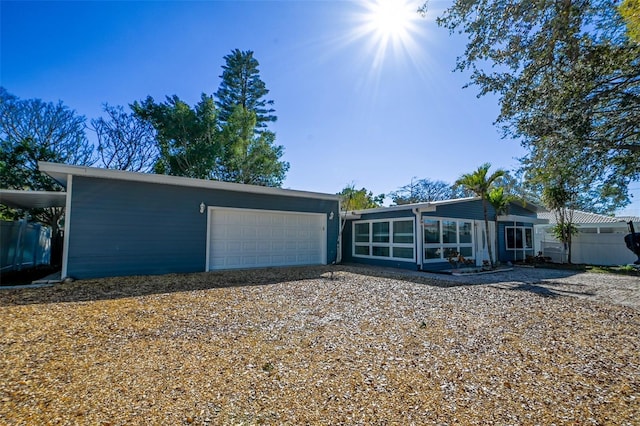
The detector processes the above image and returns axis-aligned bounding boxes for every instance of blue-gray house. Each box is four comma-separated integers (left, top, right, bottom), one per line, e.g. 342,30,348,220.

341,198,545,271
37,162,341,280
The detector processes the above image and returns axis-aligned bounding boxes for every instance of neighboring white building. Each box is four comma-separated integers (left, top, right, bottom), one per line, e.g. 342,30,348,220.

536,210,639,266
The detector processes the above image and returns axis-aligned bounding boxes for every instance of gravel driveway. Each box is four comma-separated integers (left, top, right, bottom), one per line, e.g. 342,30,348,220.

408,266,640,309
1,265,638,425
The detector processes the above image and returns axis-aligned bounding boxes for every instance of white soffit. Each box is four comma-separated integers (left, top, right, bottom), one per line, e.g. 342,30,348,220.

498,214,548,225
0,189,67,209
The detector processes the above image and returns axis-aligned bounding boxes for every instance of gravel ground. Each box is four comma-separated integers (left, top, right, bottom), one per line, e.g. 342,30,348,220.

1,265,639,425
419,266,640,309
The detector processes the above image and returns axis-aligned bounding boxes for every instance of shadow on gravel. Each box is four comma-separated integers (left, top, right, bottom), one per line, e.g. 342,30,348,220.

0,263,585,307
0,263,482,307
0,265,339,306
490,281,596,299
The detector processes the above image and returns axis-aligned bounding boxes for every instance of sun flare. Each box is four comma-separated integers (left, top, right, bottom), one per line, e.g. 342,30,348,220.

353,0,423,69
366,0,416,42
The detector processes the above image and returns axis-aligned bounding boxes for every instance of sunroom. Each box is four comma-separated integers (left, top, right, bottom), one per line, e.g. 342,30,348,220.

341,197,543,271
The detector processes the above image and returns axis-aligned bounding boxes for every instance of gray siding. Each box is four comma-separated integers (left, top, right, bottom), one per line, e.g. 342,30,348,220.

67,176,339,279
352,209,415,221
508,203,538,218
342,219,354,263
427,199,492,221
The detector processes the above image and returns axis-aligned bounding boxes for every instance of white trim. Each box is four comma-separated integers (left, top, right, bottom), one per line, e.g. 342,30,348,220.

413,208,423,267
336,200,343,264
352,218,416,262
427,196,481,206
351,197,486,215
205,207,212,271
422,217,476,263
61,174,72,279
206,206,327,270
498,214,548,224
504,225,534,251
351,203,437,215
38,161,340,201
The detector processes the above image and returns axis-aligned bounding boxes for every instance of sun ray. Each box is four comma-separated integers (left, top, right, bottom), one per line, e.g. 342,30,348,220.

334,0,435,107
354,0,422,69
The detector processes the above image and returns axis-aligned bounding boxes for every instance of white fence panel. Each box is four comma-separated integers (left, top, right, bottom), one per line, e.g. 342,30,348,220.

537,228,637,266
572,232,637,266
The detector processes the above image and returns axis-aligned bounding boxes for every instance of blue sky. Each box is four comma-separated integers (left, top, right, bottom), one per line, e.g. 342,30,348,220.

2,0,639,216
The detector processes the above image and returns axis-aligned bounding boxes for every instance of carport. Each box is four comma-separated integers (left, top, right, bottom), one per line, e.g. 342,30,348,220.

0,189,67,274
0,189,67,210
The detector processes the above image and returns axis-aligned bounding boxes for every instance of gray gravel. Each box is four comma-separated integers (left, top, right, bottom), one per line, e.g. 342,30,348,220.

356,264,640,309
2,264,639,424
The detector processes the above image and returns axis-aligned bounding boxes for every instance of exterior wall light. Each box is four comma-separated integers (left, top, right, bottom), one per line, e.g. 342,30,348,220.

200,202,206,214
329,211,334,220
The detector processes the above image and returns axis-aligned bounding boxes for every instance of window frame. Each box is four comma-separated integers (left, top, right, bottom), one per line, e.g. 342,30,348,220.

423,217,475,263
352,218,416,262
505,226,534,250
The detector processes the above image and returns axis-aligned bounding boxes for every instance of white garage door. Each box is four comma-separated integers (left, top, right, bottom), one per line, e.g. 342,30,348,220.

207,207,327,270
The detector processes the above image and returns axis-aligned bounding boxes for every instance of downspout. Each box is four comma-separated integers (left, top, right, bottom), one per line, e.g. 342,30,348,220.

413,207,423,270
336,199,343,264
61,174,73,280
514,219,518,262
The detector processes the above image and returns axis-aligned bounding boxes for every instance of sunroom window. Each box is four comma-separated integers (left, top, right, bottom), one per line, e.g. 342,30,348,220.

353,219,415,261
372,222,389,243
423,218,474,262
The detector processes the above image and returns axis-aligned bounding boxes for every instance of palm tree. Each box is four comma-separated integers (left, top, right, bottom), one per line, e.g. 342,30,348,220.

488,186,513,261
455,163,506,268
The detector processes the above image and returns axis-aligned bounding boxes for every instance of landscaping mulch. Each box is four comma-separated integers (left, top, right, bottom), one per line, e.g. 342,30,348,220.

1,265,639,425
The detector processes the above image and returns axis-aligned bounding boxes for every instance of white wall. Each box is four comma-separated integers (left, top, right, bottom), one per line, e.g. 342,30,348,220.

536,226,638,266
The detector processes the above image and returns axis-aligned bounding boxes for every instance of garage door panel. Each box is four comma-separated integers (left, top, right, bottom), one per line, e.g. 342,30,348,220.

257,228,272,239
208,208,326,270
256,241,271,251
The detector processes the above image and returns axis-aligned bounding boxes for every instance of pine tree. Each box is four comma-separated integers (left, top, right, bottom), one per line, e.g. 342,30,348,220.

214,49,276,130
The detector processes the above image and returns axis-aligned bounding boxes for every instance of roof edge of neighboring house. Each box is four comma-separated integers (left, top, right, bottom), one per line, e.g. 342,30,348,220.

537,209,634,225
38,162,341,202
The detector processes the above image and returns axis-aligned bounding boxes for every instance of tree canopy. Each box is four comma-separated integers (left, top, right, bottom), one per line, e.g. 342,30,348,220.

425,0,640,211
389,178,461,205
91,104,158,172
215,49,276,130
338,185,385,211
620,0,640,42
218,105,288,186
132,94,220,180
0,87,95,229
0,88,94,191
133,93,288,186
132,49,288,185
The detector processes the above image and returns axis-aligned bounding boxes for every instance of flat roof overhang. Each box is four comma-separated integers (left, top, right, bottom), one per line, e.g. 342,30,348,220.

0,189,67,209
38,161,341,201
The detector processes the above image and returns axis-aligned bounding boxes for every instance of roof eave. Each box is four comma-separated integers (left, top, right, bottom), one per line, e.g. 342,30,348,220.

38,162,341,201
351,202,437,215
0,189,67,209
498,214,548,224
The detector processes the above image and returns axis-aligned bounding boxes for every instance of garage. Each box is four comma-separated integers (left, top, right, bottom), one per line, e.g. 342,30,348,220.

207,207,327,270
34,162,339,279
